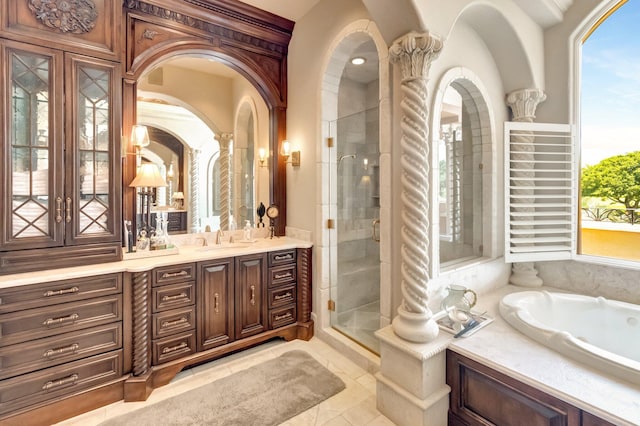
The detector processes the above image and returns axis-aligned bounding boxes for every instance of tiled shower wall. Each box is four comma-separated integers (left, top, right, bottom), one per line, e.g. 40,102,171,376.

336,76,380,313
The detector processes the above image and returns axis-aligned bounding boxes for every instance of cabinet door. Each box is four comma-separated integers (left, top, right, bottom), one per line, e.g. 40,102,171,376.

235,253,267,339
64,53,121,245
1,40,65,251
197,258,234,351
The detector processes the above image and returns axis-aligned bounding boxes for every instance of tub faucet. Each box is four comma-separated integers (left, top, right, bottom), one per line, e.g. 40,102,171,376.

215,229,224,245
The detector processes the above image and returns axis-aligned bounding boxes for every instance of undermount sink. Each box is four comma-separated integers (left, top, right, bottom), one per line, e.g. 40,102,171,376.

196,243,251,251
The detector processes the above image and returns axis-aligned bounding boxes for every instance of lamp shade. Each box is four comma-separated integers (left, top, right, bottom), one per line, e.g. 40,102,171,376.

131,125,150,148
172,191,184,200
129,163,167,188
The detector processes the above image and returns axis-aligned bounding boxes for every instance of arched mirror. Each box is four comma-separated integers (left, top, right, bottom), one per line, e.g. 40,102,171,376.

134,56,269,234
437,83,485,267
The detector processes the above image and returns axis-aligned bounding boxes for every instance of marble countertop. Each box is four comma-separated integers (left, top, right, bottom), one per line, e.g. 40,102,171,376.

0,236,312,289
449,284,640,426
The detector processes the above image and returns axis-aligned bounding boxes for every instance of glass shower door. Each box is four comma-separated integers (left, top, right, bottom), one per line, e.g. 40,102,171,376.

329,107,381,353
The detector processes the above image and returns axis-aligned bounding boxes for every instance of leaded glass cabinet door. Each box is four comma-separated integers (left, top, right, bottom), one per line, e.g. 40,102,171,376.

1,41,64,250
64,54,121,245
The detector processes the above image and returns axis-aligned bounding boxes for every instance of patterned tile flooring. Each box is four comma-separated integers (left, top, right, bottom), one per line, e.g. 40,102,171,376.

56,337,395,426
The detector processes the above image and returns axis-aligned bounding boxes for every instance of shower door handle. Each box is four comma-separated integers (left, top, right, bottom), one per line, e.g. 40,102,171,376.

372,219,380,242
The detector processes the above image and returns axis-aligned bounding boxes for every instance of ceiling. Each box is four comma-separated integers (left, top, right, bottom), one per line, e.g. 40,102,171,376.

236,0,321,22
236,0,573,28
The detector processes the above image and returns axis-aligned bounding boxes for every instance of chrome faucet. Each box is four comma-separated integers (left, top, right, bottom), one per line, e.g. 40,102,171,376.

215,229,224,245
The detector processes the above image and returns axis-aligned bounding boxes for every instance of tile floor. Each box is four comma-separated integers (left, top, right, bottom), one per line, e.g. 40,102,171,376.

56,337,395,426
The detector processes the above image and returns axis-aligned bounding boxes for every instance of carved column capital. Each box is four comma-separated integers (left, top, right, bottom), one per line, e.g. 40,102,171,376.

390,31,443,81
218,132,233,148
506,89,546,122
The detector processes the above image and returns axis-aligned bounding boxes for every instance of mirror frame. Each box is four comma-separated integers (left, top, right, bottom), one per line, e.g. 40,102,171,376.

122,0,293,236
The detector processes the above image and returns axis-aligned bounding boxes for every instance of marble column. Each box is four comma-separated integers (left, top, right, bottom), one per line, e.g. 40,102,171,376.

506,88,547,287
218,133,233,231
389,31,443,344
376,31,450,426
190,148,201,232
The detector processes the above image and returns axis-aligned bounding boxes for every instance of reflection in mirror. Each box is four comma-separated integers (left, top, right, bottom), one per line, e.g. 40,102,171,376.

438,84,484,266
136,56,269,234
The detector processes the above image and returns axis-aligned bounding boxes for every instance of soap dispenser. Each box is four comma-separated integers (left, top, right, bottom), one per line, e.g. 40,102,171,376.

243,220,252,241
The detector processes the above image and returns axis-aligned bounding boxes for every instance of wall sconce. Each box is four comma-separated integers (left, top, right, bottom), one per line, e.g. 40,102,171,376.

281,139,300,167
172,191,184,210
258,147,268,168
363,157,369,171
129,125,150,162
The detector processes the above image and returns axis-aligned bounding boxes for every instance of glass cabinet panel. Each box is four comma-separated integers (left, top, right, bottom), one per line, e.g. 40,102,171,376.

77,66,110,235
67,55,119,244
6,47,61,246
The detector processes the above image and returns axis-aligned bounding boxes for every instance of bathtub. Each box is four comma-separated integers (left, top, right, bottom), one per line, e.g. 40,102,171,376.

499,290,640,386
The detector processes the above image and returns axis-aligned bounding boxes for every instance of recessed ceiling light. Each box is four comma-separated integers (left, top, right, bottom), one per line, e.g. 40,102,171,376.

351,57,366,65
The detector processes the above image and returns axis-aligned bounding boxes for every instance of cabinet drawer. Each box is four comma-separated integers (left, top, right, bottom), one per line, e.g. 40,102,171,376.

152,306,195,339
152,281,195,313
268,284,296,309
268,250,296,267
269,305,297,329
268,264,296,287
0,323,122,380
153,263,196,286
152,331,196,365
0,295,122,347
0,350,123,416
0,274,121,314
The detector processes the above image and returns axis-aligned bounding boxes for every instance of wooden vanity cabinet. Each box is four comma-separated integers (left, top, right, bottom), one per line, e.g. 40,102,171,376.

235,253,268,339
447,350,616,426
0,37,122,275
197,257,235,352
151,263,197,365
267,249,298,329
0,274,125,424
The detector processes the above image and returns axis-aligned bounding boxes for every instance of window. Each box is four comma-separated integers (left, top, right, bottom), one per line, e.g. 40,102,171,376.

504,1,640,267
580,0,640,263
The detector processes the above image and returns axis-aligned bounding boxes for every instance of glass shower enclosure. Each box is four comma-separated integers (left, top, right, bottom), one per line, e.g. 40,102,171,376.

329,106,381,353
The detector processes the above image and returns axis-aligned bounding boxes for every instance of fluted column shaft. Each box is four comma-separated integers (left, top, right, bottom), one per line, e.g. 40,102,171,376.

190,148,201,232
506,88,546,287
218,133,233,231
390,31,443,343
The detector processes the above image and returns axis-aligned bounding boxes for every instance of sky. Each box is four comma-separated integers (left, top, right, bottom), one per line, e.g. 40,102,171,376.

581,0,640,166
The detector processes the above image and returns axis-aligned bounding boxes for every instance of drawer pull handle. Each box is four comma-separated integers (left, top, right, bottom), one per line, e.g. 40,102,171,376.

161,270,189,279
275,312,293,321
65,197,72,223
274,292,292,301
161,317,188,328
214,292,219,313
162,342,188,354
274,254,293,261
55,197,63,223
43,313,79,327
43,343,80,358
42,373,79,391
274,272,292,280
250,285,256,306
161,292,187,302
44,286,79,297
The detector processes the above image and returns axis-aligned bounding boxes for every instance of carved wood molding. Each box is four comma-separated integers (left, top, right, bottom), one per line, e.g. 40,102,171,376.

297,247,312,323
125,0,290,56
28,0,98,34
132,271,151,376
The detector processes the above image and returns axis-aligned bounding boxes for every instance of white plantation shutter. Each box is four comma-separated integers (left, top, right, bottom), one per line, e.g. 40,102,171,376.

504,122,576,262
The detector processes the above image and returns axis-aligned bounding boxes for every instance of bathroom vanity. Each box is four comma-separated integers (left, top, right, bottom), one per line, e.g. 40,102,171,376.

0,239,313,425
446,285,639,426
